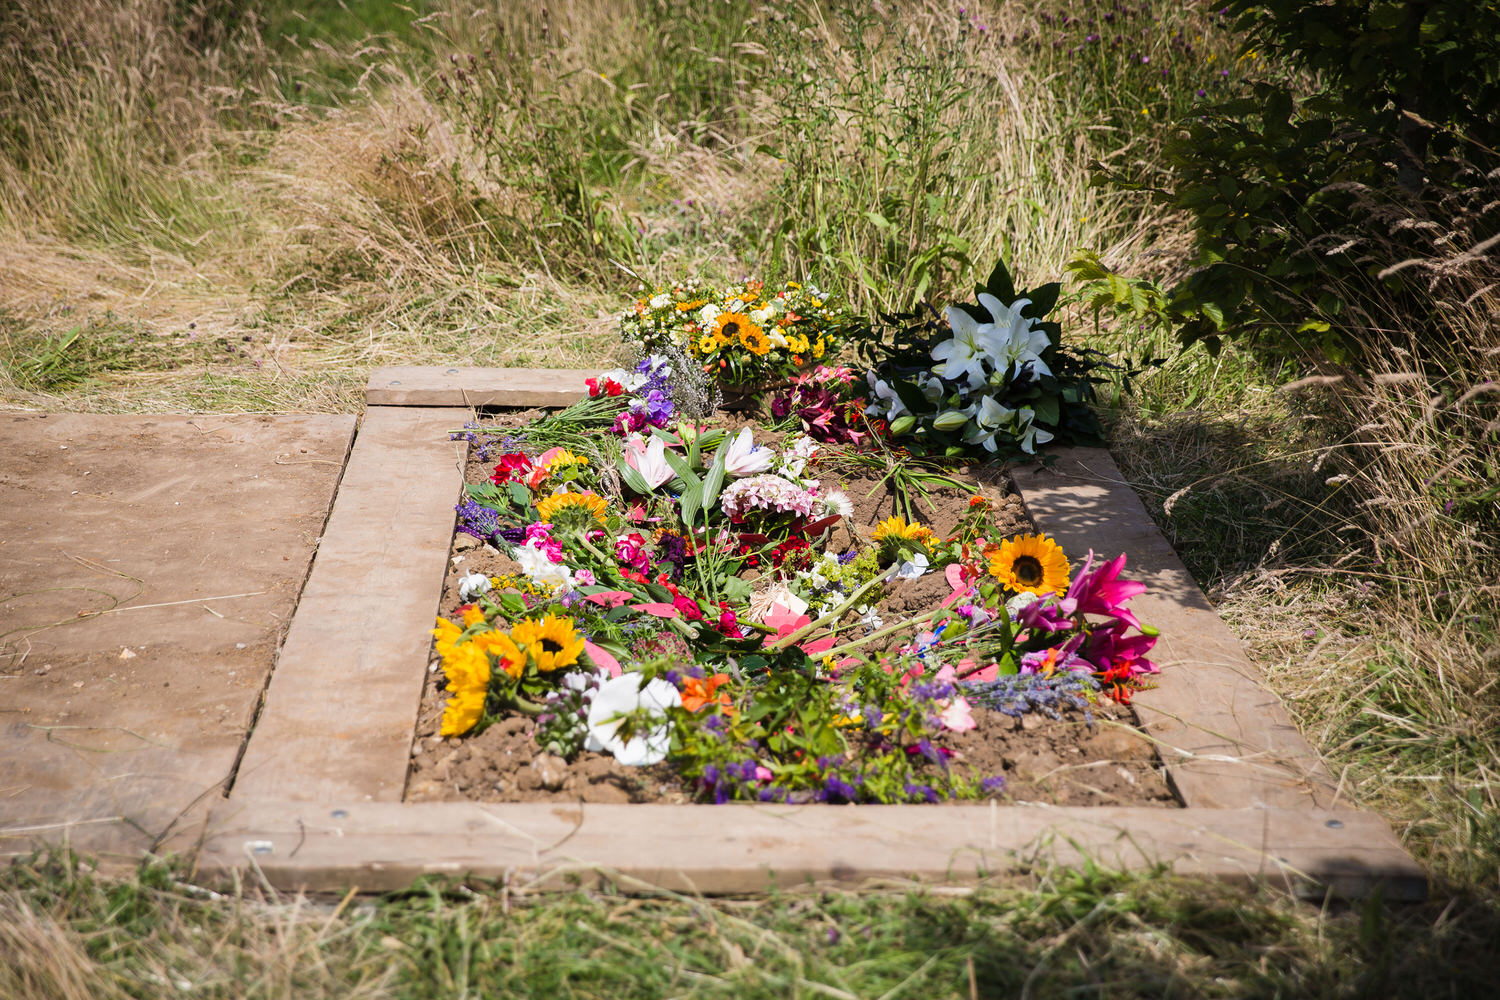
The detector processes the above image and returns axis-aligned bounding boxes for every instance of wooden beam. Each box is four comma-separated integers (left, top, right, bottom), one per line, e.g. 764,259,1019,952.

197,800,1426,900
366,367,595,408
1011,448,1342,812
229,407,468,803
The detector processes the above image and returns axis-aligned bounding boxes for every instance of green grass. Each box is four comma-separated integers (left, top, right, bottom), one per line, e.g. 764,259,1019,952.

3,850,1499,1000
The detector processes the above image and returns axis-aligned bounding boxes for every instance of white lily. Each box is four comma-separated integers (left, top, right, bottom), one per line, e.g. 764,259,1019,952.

723,426,774,477
894,552,931,580
865,373,910,419
980,293,1053,382
1013,407,1054,454
584,672,682,766
457,572,492,602
622,433,674,490
933,304,1003,386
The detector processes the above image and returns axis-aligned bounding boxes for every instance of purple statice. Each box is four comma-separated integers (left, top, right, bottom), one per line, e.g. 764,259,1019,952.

981,774,1006,794
448,422,508,461
960,672,1099,720
822,773,860,803
454,497,501,542
655,532,688,580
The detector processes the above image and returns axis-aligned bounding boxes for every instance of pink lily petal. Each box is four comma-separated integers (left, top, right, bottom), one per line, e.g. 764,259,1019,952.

583,590,636,608
583,640,623,678
630,602,681,619
939,696,977,732
801,636,837,655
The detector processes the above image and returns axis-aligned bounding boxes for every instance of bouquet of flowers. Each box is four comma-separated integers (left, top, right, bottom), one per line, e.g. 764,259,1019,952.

619,278,846,388
860,258,1106,458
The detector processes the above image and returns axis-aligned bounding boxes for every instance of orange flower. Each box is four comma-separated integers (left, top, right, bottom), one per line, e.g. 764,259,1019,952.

681,673,735,714
460,604,486,627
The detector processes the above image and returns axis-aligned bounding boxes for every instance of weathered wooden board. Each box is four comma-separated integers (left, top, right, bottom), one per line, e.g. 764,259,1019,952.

197,800,1426,899
1011,448,1342,812
0,414,355,859
367,367,593,408
229,407,468,803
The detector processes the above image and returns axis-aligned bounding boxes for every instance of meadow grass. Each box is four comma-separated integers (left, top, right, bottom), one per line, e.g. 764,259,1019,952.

1,0,1497,994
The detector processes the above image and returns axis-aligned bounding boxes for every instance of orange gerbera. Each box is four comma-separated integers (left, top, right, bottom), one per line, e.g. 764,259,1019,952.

681,673,735,714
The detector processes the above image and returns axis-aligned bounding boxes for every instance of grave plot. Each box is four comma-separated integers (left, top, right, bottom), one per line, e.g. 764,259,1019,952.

193,369,1423,900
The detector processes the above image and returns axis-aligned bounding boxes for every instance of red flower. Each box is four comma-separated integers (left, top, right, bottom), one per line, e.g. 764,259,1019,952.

672,595,705,621
488,452,533,485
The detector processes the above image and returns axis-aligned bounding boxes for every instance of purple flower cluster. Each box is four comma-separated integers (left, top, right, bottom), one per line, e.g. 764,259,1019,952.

454,497,501,542
959,671,1099,720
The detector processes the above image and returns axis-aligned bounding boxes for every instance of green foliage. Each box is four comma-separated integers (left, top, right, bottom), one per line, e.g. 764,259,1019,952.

1089,2,1500,364
1224,0,1500,153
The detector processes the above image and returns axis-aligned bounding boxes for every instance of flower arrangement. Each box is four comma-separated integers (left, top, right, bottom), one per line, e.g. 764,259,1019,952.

619,279,847,388
859,258,1107,458
434,369,1160,805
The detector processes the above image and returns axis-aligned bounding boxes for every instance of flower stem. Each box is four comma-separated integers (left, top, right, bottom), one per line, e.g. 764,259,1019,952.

821,606,945,660
767,566,896,652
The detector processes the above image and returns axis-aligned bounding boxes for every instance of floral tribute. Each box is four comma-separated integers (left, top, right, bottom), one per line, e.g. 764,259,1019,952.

619,278,847,388
856,258,1108,458
436,347,1160,805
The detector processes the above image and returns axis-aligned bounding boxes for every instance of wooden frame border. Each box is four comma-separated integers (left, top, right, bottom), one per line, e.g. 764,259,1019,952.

187,368,1425,897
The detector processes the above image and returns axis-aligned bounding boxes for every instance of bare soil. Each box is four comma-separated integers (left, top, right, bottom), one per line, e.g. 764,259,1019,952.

406,416,1178,808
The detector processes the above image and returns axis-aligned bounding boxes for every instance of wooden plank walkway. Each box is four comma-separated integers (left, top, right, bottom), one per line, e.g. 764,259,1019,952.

200,799,1425,899
229,406,468,803
367,367,590,408
0,414,355,862
1010,450,1343,812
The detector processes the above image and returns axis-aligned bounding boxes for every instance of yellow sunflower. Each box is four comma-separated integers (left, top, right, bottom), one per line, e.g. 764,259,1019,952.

987,533,1070,596
470,628,527,679
439,641,491,736
543,448,589,472
432,617,463,661
697,332,723,355
535,490,609,524
873,515,933,543
510,613,586,672
713,312,771,356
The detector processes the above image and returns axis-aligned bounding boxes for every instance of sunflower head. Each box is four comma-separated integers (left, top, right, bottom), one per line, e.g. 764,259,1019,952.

988,533,1070,596
470,628,527,679
740,327,771,356
438,641,491,737
511,613,586,672
873,515,933,543
534,490,609,526
697,332,722,355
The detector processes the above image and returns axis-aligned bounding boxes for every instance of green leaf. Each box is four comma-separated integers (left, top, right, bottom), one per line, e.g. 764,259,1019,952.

506,482,532,509
701,441,729,513
617,459,651,495
983,258,1017,303
680,480,704,531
